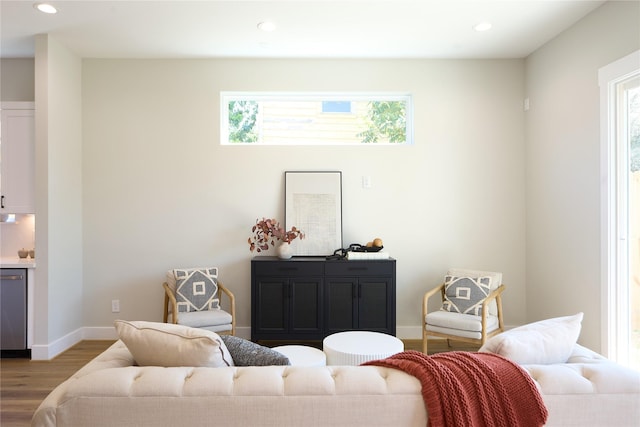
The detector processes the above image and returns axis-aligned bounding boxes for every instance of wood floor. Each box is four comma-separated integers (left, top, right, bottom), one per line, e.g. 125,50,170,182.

1,341,114,427
0,339,478,427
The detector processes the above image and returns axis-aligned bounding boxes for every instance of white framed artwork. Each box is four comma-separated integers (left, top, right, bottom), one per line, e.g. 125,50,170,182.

285,171,343,256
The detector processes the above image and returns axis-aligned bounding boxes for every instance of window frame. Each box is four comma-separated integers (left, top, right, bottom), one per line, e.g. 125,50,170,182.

599,49,640,366
220,92,413,145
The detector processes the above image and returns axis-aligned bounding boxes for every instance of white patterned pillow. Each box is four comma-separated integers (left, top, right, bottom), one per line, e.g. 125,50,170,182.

173,267,220,313
441,275,491,316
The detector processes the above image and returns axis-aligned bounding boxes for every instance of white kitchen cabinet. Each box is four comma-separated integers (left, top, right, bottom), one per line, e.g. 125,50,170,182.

1,103,35,214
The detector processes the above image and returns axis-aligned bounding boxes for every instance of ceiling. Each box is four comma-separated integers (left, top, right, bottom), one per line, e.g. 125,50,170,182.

0,0,607,59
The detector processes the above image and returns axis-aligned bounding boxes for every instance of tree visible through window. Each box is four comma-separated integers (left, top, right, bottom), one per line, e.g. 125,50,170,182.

228,100,259,143
221,93,412,145
357,101,407,143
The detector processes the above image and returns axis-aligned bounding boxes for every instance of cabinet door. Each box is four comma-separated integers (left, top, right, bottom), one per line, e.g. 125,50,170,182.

325,278,358,333
0,108,35,213
289,277,322,334
254,278,288,334
358,278,393,332
0,269,27,350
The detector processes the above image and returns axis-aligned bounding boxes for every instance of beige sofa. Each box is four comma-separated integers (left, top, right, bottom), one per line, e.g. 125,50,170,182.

32,340,640,427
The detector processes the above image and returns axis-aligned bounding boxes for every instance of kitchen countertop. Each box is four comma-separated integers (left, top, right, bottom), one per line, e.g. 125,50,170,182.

0,257,36,268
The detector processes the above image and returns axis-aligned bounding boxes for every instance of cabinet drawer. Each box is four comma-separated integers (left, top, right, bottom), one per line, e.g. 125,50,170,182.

324,260,394,276
253,260,324,276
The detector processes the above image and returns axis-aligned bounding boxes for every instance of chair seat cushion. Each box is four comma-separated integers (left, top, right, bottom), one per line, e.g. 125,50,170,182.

175,309,233,328
426,311,499,340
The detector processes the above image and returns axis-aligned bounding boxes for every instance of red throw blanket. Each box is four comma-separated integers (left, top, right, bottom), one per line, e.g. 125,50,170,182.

363,350,548,427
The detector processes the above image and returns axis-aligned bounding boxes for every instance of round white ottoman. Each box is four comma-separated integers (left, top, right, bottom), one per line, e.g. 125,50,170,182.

272,345,327,366
323,331,404,365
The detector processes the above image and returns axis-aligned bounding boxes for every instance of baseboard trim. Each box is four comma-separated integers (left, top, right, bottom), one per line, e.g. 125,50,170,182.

83,326,119,340
31,328,84,360
396,324,519,341
30,324,518,360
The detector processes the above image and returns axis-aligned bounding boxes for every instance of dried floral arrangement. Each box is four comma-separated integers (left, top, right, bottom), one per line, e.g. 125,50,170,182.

248,217,304,252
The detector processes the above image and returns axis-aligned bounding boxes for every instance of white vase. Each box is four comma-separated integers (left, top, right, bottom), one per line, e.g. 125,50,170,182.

276,242,292,259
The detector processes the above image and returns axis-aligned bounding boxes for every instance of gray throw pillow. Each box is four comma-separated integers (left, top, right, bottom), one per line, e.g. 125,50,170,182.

441,275,491,316
220,335,290,366
173,268,220,313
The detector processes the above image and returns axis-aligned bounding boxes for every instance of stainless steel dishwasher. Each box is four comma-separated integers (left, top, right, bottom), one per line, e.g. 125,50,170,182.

1,268,28,357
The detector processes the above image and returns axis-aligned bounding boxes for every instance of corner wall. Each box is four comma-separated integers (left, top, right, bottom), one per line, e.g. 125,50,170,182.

524,0,640,351
32,35,84,359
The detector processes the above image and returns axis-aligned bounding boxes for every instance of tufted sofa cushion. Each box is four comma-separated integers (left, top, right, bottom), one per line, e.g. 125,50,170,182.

521,344,640,427
33,341,426,427
522,344,639,394
32,341,640,427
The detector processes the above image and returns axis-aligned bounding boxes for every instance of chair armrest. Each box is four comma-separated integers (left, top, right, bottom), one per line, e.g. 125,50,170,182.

217,281,236,335
424,283,445,301
481,284,506,336
481,284,506,315
163,282,179,324
422,283,445,319
483,284,505,305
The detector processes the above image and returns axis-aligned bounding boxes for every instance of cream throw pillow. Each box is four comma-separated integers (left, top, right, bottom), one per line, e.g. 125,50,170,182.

114,320,234,367
479,312,583,365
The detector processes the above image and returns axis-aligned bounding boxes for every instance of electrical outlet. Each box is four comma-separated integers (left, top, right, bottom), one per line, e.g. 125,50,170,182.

111,299,120,313
362,175,372,189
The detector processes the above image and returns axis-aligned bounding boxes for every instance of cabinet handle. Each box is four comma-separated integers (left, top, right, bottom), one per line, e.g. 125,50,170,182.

348,267,367,271
1,275,24,280
278,267,298,272
1,195,4,209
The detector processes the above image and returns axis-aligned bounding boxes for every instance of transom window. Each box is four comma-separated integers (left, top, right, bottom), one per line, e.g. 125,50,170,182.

322,101,352,113
221,92,412,145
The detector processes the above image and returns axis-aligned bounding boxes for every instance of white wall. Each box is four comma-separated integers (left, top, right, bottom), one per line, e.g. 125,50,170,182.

525,0,640,352
26,1,640,356
33,35,84,358
81,58,526,338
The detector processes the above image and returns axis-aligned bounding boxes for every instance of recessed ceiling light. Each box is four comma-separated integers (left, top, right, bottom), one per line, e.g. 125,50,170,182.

34,3,58,14
257,21,276,32
473,21,492,32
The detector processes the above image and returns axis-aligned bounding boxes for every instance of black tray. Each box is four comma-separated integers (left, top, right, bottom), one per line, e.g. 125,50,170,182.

351,245,383,253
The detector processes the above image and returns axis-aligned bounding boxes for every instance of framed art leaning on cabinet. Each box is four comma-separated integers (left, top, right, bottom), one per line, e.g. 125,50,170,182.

285,171,342,256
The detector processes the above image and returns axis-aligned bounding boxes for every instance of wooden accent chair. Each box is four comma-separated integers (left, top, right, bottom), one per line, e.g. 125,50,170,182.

163,267,235,335
422,268,505,354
